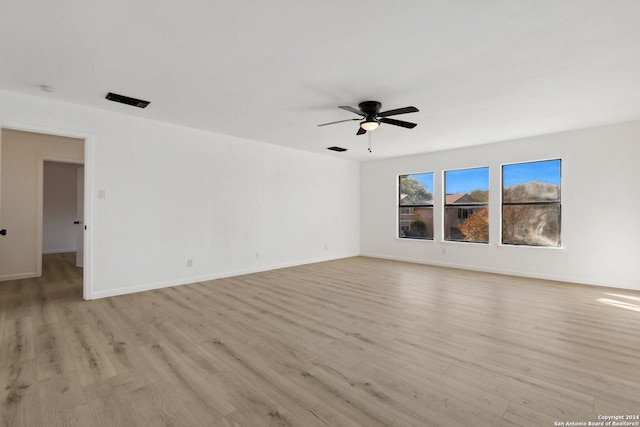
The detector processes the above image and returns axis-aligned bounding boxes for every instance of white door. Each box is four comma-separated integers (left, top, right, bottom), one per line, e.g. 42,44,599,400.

76,166,84,268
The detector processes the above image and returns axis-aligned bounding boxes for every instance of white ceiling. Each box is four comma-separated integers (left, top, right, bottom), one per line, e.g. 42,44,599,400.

1,1,640,161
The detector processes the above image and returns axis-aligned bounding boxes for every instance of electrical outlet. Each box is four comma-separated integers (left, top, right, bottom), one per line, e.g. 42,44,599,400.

324,244,328,251
441,248,446,255
256,253,260,259
187,259,193,267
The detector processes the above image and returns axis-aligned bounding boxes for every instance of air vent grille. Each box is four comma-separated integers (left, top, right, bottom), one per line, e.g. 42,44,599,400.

105,92,150,108
327,146,347,152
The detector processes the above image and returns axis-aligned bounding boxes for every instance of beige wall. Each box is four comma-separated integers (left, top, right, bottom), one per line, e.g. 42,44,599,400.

0,129,83,280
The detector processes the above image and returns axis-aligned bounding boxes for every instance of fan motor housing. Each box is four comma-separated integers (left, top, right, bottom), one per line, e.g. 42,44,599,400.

359,101,382,115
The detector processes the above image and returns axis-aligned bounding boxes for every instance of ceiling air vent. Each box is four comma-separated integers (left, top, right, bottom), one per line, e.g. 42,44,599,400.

327,146,347,152
105,92,150,108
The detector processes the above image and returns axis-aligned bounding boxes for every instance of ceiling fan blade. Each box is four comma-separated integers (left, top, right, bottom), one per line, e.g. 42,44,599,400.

356,127,367,135
317,118,360,127
378,106,419,117
380,117,417,129
339,105,366,116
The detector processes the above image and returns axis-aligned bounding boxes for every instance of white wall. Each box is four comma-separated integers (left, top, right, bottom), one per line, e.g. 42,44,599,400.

0,89,360,298
361,120,640,291
43,161,80,254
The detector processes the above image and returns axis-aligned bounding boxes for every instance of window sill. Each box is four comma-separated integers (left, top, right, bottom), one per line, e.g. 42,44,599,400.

498,243,565,250
397,237,434,242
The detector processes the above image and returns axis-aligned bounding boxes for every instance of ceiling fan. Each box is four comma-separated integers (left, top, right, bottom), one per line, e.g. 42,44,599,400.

318,101,419,135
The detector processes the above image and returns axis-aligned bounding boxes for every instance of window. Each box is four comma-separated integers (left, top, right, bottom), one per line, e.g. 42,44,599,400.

502,159,561,246
457,208,471,220
444,167,489,243
399,173,434,239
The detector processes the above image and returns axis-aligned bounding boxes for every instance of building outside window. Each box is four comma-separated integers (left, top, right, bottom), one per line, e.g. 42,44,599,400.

444,167,489,243
398,173,434,239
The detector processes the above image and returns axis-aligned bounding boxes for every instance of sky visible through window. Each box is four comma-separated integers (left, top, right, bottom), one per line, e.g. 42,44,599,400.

404,173,434,193
445,167,489,194
406,161,559,197
503,159,561,187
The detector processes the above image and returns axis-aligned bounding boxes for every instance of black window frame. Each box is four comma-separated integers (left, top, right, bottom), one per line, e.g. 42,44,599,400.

398,173,434,240
501,159,562,247
444,167,490,244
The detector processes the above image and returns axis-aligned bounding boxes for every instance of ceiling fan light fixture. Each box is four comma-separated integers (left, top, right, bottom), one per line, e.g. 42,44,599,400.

318,101,418,135
360,119,379,131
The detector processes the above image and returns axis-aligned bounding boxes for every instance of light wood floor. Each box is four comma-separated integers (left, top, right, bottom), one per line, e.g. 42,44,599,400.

1,253,640,427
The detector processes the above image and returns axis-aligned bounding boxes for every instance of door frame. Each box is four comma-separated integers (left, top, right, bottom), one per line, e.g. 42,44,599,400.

0,121,94,300
40,158,84,270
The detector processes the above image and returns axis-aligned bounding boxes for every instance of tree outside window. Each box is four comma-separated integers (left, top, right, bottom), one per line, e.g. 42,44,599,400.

399,173,434,239
444,167,489,243
502,159,561,246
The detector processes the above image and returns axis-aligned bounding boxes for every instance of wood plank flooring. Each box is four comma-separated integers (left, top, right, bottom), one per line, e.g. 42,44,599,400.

1,253,640,426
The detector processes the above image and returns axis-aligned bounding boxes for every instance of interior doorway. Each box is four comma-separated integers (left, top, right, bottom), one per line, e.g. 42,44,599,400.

0,127,90,297
43,161,84,267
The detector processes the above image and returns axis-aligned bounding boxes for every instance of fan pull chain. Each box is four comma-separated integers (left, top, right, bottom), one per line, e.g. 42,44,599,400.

368,132,373,153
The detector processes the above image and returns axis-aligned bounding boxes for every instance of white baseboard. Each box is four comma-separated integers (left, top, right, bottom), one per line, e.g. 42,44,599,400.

43,249,76,254
359,252,640,292
86,252,360,300
0,272,39,282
